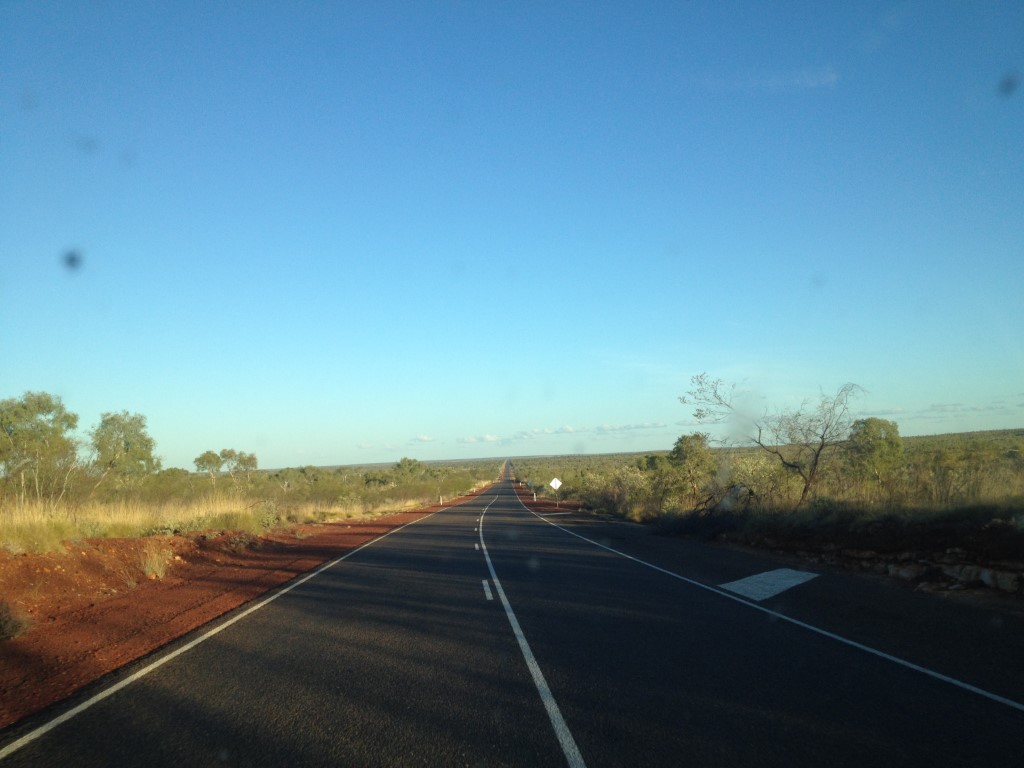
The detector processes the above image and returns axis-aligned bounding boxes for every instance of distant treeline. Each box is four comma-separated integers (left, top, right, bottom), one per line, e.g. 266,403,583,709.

0,391,498,553
0,391,495,511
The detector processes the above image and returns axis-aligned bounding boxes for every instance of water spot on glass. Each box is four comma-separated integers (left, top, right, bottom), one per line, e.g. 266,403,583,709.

62,250,83,271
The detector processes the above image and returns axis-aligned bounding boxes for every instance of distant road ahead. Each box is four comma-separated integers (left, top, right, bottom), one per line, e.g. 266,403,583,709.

3,481,1023,766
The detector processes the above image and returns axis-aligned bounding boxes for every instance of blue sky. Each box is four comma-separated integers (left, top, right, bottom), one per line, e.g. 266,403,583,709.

2,2,1022,470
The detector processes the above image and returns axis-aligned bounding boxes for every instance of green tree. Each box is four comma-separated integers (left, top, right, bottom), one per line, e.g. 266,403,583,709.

638,454,682,515
235,451,258,481
394,457,424,477
0,391,80,506
364,469,390,488
90,411,161,493
271,467,305,494
194,450,223,486
847,418,903,500
213,449,259,485
610,464,653,520
219,448,238,477
668,432,717,506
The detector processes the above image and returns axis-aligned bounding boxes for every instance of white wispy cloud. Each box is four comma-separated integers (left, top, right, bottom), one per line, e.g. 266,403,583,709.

458,434,503,444
675,418,705,428
410,435,434,443
594,422,666,434
856,398,1024,428
513,425,586,440
916,402,1018,420
458,421,672,448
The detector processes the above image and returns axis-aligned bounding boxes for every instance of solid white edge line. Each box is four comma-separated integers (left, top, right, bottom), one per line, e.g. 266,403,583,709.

511,489,1024,715
479,496,587,768
0,502,464,761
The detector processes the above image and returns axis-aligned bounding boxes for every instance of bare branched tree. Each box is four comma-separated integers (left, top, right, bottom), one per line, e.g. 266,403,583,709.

681,374,862,509
679,373,736,425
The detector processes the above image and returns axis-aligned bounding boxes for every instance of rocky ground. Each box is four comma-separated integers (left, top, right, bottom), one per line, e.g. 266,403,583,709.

749,536,1024,599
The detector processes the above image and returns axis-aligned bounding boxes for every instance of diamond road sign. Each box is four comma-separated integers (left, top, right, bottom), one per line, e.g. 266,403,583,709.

550,478,562,490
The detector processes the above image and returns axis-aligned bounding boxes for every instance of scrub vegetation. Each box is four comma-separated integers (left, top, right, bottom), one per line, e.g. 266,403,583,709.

511,376,1024,558
0,391,496,553
514,431,1024,524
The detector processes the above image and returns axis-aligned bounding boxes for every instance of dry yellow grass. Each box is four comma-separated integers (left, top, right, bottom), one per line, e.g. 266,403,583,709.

140,539,174,579
0,498,244,553
0,494,447,554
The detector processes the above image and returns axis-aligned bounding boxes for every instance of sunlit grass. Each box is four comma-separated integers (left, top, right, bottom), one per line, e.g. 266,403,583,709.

0,490,475,554
140,539,174,579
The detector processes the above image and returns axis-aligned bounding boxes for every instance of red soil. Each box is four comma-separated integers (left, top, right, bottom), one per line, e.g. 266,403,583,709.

0,494,481,731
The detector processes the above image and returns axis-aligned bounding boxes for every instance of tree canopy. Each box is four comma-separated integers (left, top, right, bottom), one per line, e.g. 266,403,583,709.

848,417,904,494
0,391,79,504
194,450,223,481
668,432,717,505
91,411,160,491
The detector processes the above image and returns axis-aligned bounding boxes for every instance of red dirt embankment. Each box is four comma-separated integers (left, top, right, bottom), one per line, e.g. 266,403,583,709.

0,492,485,731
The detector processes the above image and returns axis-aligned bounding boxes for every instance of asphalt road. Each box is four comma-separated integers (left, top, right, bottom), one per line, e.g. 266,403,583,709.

3,480,1023,766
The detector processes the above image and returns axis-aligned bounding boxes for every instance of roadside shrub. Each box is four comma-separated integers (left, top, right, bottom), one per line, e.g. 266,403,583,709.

1,518,79,554
0,601,28,641
140,539,173,579
726,451,792,510
256,500,280,529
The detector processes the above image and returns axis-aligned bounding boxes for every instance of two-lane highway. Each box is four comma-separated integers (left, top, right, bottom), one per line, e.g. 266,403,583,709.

3,480,1023,766
2,491,565,767
481,482,1024,766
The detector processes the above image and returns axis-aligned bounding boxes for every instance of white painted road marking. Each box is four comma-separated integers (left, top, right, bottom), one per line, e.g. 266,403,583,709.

474,542,479,551
482,580,493,601
720,568,818,601
479,497,587,768
516,492,1024,715
0,506,454,761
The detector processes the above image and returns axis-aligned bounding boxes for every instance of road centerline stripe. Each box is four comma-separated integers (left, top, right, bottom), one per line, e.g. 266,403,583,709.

479,496,587,768
482,579,494,601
